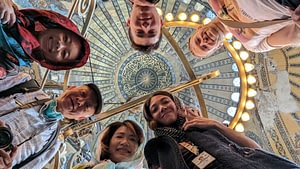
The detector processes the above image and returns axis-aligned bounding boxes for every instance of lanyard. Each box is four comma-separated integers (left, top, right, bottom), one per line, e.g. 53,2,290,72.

180,141,200,155
0,98,52,117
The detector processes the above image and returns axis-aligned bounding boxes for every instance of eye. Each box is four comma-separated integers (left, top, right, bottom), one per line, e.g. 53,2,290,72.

136,30,144,36
196,38,201,45
64,35,67,42
151,107,158,115
129,136,138,143
115,135,124,139
85,103,89,111
81,91,86,97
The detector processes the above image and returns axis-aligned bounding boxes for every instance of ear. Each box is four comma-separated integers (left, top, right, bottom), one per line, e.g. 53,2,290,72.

126,18,130,27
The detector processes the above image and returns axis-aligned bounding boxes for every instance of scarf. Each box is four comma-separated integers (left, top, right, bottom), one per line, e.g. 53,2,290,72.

43,100,63,121
0,22,31,71
154,116,187,142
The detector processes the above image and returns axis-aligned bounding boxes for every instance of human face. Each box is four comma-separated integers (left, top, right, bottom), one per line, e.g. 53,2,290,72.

189,23,224,58
127,4,162,46
109,126,139,163
56,85,97,120
149,95,178,126
38,28,81,63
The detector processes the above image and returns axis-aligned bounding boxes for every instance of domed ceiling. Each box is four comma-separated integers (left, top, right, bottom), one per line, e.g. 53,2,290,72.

17,0,241,128
16,0,244,166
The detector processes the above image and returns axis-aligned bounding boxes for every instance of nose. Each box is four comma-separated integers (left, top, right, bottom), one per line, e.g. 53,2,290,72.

141,21,150,31
159,105,167,113
76,97,84,107
120,138,129,146
56,40,66,51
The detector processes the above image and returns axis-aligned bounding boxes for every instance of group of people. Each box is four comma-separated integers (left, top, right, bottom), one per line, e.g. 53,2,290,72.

0,0,300,168
128,0,300,56
72,91,300,169
0,0,100,168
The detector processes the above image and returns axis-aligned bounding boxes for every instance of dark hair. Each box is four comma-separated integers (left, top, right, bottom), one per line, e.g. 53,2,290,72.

85,83,103,115
128,28,162,54
100,120,144,161
145,0,160,4
143,91,183,129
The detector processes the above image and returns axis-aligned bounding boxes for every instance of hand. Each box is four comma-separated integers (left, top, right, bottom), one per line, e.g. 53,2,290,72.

0,120,18,169
0,0,16,27
0,146,17,169
289,4,300,25
179,107,202,121
0,119,5,127
182,116,220,131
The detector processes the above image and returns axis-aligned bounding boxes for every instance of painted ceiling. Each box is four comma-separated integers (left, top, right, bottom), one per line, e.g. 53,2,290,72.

15,0,248,167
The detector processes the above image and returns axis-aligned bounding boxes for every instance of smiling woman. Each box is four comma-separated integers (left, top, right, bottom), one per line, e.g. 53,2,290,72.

73,120,145,169
0,1,90,80
142,91,300,169
37,28,82,65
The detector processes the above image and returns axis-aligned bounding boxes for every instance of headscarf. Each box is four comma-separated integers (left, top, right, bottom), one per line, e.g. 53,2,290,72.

2,8,90,70
73,120,145,169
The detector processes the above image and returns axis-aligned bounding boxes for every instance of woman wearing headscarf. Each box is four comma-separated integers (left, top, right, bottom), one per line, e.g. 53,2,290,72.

143,91,300,169
73,120,145,169
0,0,90,79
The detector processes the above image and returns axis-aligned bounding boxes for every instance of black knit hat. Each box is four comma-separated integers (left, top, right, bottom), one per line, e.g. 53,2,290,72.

86,83,103,114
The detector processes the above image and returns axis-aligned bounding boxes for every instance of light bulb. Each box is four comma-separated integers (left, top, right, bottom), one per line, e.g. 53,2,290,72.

232,41,242,50
165,13,174,21
202,18,211,25
244,63,255,72
239,51,249,60
178,12,187,21
247,75,256,85
241,112,250,121
235,123,244,132
225,32,233,39
190,14,200,22
245,100,255,110
248,88,257,97
156,8,163,16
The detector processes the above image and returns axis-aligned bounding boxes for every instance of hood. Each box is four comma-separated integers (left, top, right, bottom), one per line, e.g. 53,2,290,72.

15,9,90,70
90,119,146,169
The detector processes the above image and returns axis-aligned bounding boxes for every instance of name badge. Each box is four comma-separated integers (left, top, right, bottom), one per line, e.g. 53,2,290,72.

192,151,215,169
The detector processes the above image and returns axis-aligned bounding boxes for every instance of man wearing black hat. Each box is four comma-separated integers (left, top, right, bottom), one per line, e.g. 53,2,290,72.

0,72,103,169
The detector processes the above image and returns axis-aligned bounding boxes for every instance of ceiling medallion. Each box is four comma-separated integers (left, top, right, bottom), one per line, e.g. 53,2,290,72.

118,53,176,99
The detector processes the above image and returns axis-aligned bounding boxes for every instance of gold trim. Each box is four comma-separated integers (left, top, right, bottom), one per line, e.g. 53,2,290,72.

40,69,50,89
163,21,248,129
71,70,219,132
224,41,247,129
63,70,71,91
163,21,200,29
162,27,208,117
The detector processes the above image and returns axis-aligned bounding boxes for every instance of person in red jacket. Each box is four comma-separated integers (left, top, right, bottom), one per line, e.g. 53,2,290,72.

0,0,90,79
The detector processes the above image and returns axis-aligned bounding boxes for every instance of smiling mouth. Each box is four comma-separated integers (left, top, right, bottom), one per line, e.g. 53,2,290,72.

117,148,131,154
